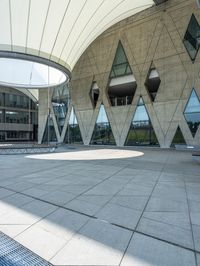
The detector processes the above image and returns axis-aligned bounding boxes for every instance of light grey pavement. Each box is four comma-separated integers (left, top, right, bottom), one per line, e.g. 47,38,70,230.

0,146,199,265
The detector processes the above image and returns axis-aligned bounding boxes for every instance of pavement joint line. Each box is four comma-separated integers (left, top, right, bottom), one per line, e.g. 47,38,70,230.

0,160,199,261
86,166,145,219
1,182,200,256
184,174,198,266
51,165,129,209
140,215,192,232
0,185,98,219
118,152,171,265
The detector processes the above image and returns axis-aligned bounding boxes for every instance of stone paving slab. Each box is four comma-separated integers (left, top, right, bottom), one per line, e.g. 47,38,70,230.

50,219,132,265
121,233,196,266
0,147,199,265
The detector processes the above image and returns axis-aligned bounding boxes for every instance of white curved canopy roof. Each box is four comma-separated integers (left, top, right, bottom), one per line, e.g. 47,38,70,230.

0,0,154,72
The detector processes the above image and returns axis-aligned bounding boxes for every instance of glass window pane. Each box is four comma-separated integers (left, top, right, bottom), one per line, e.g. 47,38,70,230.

125,97,159,146
183,14,200,61
184,89,200,137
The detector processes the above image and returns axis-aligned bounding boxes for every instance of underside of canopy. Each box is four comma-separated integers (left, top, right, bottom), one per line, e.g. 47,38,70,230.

0,0,157,72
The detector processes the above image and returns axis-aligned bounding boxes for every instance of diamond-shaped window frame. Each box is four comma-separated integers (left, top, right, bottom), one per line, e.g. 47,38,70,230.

89,81,100,109
183,14,200,62
145,63,161,102
183,88,200,137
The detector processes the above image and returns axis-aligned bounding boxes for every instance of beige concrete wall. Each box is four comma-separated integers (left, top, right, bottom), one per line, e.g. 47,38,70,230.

69,0,200,148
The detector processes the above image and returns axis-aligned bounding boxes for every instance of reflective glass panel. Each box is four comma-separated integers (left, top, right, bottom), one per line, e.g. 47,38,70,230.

184,89,200,136
110,42,132,78
5,110,29,124
52,83,69,134
64,107,82,144
90,104,116,145
183,14,200,61
125,97,159,146
171,126,186,147
0,110,3,123
0,93,4,106
42,117,57,143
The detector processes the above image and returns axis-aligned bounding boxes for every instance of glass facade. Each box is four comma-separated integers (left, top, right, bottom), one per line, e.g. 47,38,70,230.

171,126,186,147
125,97,159,146
145,66,161,102
4,93,35,109
5,111,29,124
183,14,200,62
64,107,82,144
52,84,69,134
42,117,57,143
0,89,38,142
108,42,137,106
184,89,200,137
90,104,116,145
0,110,3,123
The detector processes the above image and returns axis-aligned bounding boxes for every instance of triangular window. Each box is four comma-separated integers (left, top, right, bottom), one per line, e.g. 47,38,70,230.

90,104,116,145
42,117,57,143
183,14,200,62
184,89,200,137
64,107,83,144
125,97,159,146
110,41,132,78
171,126,186,147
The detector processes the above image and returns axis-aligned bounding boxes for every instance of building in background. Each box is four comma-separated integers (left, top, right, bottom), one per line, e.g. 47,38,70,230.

0,87,38,142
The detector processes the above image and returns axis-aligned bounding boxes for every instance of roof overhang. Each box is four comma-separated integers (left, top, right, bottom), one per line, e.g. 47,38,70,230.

0,0,157,74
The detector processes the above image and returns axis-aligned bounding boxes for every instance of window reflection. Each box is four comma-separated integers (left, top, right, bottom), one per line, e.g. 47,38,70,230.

42,117,57,143
52,84,69,134
64,107,82,144
184,89,200,137
171,126,186,147
90,105,116,145
0,89,38,142
126,97,159,146
183,14,200,61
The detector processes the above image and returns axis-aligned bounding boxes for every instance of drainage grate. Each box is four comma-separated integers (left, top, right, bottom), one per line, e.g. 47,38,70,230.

0,232,52,266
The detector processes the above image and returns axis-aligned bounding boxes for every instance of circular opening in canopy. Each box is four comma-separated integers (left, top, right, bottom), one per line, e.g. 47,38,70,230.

0,57,68,88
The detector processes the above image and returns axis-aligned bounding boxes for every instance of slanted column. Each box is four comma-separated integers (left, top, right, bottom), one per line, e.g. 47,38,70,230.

38,89,51,144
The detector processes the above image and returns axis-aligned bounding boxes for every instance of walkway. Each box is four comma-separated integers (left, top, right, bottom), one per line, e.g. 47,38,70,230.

0,146,199,266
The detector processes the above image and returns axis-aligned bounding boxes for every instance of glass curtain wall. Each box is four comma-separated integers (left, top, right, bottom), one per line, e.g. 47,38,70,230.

0,89,38,142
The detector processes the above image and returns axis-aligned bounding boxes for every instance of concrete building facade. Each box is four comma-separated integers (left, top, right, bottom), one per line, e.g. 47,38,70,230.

66,0,200,148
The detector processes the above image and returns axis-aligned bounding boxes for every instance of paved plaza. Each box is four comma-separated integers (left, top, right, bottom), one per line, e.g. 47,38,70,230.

0,146,200,266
